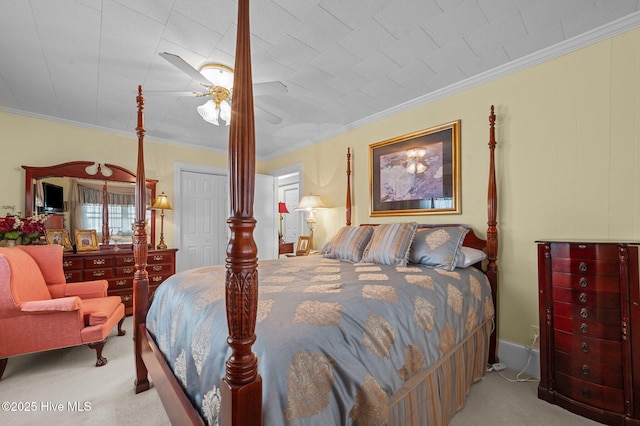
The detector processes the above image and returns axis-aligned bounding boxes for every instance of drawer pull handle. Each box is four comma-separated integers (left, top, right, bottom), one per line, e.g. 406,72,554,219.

579,293,587,303
582,365,590,375
580,308,589,319
93,259,106,265
578,244,586,249
581,342,589,353
153,255,164,261
580,323,588,334
579,277,588,288
152,276,163,282
124,257,134,263
579,262,587,272
123,268,134,274
63,261,73,267
116,280,127,286
65,273,72,280
92,270,105,277
582,388,591,398
121,295,132,302
152,265,162,271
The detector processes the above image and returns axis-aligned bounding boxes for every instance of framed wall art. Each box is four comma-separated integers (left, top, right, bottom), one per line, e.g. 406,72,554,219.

45,228,73,252
75,229,99,251
369,120,461,216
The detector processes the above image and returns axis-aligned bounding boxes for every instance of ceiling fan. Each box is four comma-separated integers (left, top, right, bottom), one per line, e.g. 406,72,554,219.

156,52,287,125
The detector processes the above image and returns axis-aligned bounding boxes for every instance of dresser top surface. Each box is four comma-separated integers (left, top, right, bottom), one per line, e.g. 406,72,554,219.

536,240,640,245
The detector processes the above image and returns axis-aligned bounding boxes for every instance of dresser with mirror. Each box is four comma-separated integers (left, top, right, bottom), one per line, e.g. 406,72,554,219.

23,161,176,315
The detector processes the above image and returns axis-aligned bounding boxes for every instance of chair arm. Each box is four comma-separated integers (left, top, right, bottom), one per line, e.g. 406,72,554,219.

20,296,82,313
64,280,109,299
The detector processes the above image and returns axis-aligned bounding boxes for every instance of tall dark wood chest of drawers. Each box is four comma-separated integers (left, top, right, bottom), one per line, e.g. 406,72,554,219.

537,241,640,425
63,248,177,315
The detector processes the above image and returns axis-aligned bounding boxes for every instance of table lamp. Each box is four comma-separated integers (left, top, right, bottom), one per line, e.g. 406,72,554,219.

297,194,326,249
278,202,289,243
150,192,172,249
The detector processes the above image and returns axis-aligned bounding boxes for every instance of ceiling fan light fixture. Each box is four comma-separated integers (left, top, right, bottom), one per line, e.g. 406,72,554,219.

197,99,232,126
197,99,220,125
200,63,234,89
219,100,231,126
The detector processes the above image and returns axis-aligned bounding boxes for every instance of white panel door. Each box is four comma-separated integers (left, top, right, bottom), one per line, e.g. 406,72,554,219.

282,184,300,244
254,174,277,261
179,170,227,270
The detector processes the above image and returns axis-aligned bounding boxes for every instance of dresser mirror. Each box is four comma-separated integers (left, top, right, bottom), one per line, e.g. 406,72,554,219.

23,161,157,247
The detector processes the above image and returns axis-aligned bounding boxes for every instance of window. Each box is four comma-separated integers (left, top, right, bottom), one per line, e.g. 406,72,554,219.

75,181,150,242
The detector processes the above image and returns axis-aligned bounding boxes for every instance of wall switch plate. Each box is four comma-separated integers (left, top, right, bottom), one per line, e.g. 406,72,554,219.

492,362,507,371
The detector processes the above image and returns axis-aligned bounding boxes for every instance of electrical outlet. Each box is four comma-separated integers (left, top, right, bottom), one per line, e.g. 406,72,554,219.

530,325,540,348
492,362,507,371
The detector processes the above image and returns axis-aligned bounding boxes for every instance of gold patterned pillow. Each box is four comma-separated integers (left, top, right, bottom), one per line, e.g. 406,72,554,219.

361,222,418,266
408,226,469,271
323,226,374,263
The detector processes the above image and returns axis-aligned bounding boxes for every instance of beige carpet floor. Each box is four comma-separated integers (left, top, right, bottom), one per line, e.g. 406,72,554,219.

1,316,602,425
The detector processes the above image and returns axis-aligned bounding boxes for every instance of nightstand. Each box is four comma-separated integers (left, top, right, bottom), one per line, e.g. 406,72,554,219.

278,242,294,256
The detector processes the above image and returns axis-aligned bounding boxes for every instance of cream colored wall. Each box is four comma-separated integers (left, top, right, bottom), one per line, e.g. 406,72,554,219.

0,111,228,249
263,27,640,346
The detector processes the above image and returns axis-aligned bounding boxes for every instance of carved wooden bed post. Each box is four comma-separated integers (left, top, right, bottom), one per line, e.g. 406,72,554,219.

133,85,151,393
486,105,499,364
346,147,352,226
102,181,110,244
220,0,262,424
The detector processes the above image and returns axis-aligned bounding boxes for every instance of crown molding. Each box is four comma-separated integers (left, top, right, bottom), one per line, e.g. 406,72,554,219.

264,10,640,160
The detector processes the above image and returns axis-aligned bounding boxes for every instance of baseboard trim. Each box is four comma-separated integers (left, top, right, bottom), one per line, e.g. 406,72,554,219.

497,339,540,379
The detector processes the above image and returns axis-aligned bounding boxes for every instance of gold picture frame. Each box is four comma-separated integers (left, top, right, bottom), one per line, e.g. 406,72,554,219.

45,229,73,252
296,236,311,256
75,229,99,251
369,120,461,216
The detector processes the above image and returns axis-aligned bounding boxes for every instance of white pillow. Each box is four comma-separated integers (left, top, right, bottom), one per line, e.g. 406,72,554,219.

455,247,487,268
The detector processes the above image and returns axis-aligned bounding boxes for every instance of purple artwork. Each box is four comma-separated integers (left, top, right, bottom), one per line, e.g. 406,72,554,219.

379,142,444,202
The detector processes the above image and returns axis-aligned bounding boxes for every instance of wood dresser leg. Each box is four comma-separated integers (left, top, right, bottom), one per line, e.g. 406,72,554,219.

0,358,7,380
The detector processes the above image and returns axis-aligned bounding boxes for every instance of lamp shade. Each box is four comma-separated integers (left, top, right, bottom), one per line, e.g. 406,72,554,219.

151,192,172,210
297,195,326,211
278,202,289,214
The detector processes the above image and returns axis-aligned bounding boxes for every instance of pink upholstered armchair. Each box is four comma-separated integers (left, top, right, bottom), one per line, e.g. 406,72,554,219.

0,245,125,380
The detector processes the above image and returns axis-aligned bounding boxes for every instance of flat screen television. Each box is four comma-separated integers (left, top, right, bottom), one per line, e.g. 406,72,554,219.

43,182,64,213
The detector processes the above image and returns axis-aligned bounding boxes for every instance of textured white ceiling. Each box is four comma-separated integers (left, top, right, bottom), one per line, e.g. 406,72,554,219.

1,0,639,159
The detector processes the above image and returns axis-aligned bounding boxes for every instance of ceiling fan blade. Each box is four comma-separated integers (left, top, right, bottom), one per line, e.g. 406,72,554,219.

159,52,211,85
143,90,206,97
255,106,283,125
253,81,288,97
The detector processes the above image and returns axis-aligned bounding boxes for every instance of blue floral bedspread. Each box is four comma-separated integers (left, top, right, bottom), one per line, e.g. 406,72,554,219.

146,255,494,425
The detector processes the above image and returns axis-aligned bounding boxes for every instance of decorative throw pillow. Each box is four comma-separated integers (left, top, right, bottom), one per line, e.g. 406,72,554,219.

361,222,418,266
323,226,374,263
408,226,470,271
455,246,487,268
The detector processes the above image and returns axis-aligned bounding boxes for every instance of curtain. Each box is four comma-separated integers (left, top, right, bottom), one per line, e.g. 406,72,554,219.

70,180,150,242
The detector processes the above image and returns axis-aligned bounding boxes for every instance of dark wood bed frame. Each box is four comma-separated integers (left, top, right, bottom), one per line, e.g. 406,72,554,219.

130,2,499,425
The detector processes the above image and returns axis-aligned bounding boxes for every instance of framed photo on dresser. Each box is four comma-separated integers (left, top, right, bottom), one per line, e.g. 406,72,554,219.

45,229,73,252
75,229,99,251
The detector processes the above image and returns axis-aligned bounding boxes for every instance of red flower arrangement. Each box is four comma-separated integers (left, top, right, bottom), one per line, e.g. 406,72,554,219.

0,214,49,245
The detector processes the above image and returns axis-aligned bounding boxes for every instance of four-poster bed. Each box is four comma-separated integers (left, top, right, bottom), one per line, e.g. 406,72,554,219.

131,1,499,425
